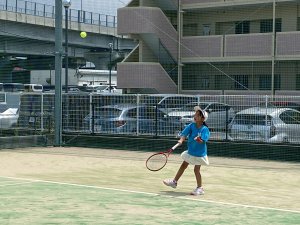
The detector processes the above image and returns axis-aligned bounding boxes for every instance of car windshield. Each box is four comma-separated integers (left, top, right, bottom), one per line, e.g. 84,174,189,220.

34,86,43,90
96,86,109,91
139,96,164,105
259,102,300,108
0,104,9,113
234,114,273,125
95,108,122,118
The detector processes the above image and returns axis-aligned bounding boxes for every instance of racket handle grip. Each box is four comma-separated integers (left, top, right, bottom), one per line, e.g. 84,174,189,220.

172,142,182,150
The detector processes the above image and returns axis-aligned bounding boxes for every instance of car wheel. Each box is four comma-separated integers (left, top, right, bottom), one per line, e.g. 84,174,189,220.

131,128,137,133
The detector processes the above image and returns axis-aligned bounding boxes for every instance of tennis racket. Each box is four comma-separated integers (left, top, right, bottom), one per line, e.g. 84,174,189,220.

146,142,181,171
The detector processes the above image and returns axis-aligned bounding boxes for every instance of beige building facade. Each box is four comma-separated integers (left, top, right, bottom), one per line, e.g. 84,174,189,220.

117,0,300,94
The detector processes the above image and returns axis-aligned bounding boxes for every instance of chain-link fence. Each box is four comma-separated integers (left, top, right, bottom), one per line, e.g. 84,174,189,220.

9,93,299,145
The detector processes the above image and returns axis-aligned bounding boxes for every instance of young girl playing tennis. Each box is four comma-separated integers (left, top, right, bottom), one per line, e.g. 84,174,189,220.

163,106,210,195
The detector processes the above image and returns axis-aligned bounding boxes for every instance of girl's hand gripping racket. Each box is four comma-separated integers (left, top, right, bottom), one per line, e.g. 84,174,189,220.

146,142,182,171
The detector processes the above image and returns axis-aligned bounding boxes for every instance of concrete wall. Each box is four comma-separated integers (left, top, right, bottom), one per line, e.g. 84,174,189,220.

31,69,77,86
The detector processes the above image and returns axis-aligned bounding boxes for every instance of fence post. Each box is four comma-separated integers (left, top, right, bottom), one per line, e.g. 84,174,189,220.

89,94,93,134
197,95,200,104
225,105,229,140
265,95,269,142
41,93,44,131
136,94,140,136
43,4,45,17
69,9,72,24
34,2,36,16
91,102,95,135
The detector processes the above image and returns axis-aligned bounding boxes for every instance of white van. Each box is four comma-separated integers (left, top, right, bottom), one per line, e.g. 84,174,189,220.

24,84,43,92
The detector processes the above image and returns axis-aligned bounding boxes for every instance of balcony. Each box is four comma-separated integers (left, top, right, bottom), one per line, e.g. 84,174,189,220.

181,0,291,9
181,31,300,62
276,31,300,59
181,36,223,59
181,33,273,62
225,33,273,58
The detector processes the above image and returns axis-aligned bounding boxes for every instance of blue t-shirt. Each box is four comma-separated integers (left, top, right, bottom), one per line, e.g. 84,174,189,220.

180,123,210,157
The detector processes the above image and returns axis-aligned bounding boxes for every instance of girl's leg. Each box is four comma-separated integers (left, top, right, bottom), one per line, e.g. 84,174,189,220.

174,161,189,182
194,165,202,187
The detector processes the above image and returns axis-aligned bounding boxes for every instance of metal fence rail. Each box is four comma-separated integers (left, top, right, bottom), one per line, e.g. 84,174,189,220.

14,93,300,145
0,0,117,27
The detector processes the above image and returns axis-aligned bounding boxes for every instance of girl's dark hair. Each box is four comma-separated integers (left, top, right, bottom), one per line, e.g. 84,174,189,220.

203,121,208,127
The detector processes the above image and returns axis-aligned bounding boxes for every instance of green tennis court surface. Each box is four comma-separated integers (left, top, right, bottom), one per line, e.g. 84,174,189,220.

0,147,299,224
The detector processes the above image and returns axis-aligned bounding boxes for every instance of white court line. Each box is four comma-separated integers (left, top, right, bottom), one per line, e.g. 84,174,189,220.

0,175,299,214
0,181,36,187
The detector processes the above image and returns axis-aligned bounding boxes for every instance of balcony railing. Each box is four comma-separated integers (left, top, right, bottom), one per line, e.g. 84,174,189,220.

225,33,272,57
182,36,223,58
181,32,300,60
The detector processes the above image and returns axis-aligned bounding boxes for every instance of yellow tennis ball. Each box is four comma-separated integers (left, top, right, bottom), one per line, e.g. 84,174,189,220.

80,31,87,38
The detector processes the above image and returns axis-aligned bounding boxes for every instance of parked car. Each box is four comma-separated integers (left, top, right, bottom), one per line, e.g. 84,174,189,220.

140,95,198,114
24,84,43,92
258,101,300,111
3,83,24,92
168,102,235,131
83,104,181,136
229,107,300,143
0,104,19,128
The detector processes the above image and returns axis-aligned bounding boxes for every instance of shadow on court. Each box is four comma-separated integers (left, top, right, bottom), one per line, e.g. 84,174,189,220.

160,190,192,197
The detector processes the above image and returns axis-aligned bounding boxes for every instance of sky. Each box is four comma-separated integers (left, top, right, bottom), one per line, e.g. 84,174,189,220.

32,0,131,16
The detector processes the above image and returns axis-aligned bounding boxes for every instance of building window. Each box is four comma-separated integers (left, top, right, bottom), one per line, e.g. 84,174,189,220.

200,76,210,89
235,21,250,34
260,19,281,33
234,75,248,90
215,75,230,90
183,23,198,36
203,24,211,35
259,74,281,90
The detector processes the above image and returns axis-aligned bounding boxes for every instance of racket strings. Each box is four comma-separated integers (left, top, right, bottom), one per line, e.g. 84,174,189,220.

146,153,168,171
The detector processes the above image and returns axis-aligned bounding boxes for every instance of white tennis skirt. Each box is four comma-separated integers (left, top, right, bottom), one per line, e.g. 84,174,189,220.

181,151,209,166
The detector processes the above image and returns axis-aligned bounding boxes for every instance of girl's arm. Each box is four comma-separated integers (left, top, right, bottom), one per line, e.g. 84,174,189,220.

178,136,185,144
178,123,191,144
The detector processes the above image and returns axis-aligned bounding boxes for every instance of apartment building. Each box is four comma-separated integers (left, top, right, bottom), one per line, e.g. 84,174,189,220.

117,0,300,94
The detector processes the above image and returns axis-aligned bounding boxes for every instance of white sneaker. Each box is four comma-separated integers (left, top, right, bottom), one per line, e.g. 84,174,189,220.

191,187,204,195
163,179,177,188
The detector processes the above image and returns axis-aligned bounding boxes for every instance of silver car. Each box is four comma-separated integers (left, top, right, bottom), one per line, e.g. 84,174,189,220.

0,104,19,128
229,107,300,143
83,104,181,136
168,102,235,131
